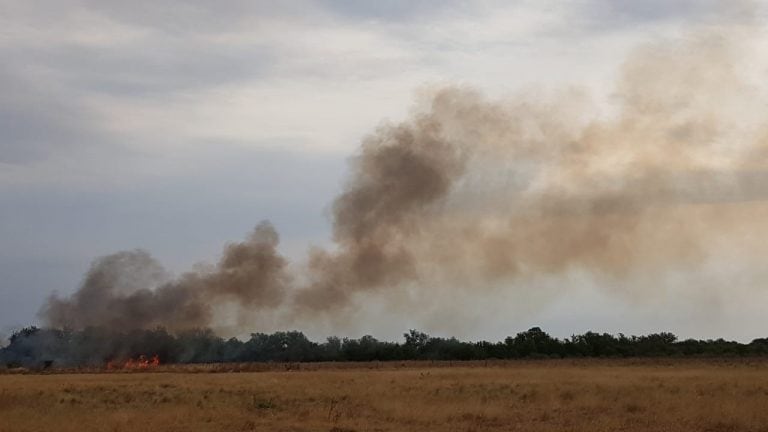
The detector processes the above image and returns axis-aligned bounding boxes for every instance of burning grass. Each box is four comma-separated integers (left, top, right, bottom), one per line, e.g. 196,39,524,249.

2,359,768,431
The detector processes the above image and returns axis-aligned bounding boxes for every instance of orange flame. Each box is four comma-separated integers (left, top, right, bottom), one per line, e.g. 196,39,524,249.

110,354,160,371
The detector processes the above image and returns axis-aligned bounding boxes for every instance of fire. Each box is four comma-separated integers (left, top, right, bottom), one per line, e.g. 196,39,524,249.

106,354,161,371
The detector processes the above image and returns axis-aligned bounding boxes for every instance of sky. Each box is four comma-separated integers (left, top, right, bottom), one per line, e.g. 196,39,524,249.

1,0,767,343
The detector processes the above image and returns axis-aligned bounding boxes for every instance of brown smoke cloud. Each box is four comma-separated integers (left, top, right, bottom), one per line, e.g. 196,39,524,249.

41,24,768,332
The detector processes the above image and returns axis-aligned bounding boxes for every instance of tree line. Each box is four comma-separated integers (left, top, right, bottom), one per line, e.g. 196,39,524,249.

3,326,768,368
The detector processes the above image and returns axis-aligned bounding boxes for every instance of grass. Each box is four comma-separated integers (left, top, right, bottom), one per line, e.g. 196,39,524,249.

2,359,768,431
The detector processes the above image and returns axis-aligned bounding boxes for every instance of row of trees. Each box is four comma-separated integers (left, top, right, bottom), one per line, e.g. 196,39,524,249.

3,326,768,368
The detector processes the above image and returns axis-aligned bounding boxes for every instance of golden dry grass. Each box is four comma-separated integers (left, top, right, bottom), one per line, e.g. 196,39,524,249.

2,359,768,431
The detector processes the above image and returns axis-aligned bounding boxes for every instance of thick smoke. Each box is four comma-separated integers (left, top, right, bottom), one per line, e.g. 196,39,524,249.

41,25,768,332
43,222,289,331
295,119,466,309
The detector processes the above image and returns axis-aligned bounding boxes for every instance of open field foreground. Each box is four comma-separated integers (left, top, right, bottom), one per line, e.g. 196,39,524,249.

3,360,768,432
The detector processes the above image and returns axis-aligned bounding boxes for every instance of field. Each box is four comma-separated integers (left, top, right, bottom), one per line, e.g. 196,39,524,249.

2,359,768,432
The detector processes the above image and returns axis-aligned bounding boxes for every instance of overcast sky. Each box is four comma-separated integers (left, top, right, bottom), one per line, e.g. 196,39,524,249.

1,1,765,342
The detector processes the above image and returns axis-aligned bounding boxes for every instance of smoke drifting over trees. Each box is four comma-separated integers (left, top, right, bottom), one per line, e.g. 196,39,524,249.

41,25,768,333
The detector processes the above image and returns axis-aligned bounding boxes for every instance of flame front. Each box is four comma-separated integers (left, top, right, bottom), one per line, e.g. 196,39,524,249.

106,354,160,371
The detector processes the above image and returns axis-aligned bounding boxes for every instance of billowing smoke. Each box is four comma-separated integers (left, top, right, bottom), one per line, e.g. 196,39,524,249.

41,25,768,332
43,222,289,331
295,118,466,310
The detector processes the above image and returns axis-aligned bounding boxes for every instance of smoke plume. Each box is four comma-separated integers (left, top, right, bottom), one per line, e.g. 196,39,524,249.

43,222,289,331
41,25,768,332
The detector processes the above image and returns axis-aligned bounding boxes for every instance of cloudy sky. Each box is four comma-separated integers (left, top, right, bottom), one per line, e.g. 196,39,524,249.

1,1,766,342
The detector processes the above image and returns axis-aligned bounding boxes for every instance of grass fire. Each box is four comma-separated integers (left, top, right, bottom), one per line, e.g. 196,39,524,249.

3,2,768,431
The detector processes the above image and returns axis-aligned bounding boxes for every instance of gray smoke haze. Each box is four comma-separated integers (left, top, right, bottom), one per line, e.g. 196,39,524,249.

41,25,768,332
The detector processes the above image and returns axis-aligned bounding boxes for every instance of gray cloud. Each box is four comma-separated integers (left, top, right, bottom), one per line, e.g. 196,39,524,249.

17,43,275,96
0,67,102,164
316,0,462,21
78,1,307,32
579,0,754,28
4,0,736,165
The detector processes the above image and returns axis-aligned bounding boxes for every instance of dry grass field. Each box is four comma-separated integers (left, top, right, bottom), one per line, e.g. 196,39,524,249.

2,359,768,432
